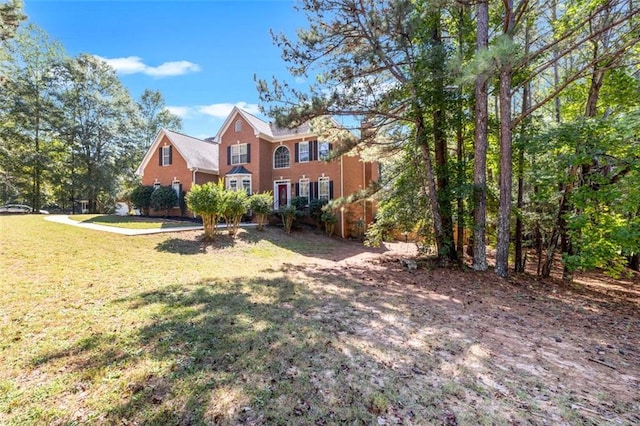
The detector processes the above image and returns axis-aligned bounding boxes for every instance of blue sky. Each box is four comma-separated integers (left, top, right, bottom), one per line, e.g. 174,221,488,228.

24,0,307,139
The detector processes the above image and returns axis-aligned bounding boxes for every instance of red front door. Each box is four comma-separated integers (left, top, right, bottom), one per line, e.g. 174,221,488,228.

277,183,288,208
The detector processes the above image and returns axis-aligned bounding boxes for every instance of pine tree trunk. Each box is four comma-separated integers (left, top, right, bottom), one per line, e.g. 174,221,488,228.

495,63,513,278
515,148,525,272
416,111,445,259
432,11,457,263
456,125,465,262
495,0,515,278
472,0,489,271
514,20,531,274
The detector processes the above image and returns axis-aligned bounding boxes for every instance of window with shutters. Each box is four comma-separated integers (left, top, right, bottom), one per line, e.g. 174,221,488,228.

161,146,171,166
274,145,290,169
230,144,248,165
318,177,330,201
299,141,309,162
318,141,330,160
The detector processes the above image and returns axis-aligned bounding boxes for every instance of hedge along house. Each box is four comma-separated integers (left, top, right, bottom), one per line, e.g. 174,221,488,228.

136,128,219,216
214,107,379,238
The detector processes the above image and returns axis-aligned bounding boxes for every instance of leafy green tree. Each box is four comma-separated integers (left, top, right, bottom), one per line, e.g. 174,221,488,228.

150,185,177,217
0,0,25,41
137,89,182,149
249,191,273,231
257,0,463,263
186,181,224,241
119,89,183,194
56,54,140,213
0,24,65,210
130,185,154,215
221,189,249,236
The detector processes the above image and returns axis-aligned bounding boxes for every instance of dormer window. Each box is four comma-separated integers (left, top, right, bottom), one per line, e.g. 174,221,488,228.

234,119,242,132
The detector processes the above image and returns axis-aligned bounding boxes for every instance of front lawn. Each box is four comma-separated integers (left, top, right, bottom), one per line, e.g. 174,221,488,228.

67,214,200,229
1,215,638,425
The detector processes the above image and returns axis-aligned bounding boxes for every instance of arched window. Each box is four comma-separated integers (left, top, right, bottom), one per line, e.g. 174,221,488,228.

274,146,290,169
234,120,242,132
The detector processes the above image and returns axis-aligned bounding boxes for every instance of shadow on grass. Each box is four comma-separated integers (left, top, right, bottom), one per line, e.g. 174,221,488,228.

26,267,476,425
155,225,391,264
26,257,636,425
155,236,236,254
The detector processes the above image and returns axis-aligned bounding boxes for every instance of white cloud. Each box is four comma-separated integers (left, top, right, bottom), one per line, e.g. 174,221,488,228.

198,102,261,119
163,102,261,123
166,106,192,118
94,55,201,77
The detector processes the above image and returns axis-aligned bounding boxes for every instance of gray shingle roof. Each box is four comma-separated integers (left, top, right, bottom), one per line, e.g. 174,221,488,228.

270,121,312,137
237,108,312,138
164,129,219,172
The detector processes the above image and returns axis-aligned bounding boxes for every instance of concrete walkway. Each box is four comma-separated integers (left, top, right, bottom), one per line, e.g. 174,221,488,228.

45,215,204,236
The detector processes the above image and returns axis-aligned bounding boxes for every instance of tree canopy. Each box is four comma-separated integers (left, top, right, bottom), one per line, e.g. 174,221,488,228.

257,0,640,277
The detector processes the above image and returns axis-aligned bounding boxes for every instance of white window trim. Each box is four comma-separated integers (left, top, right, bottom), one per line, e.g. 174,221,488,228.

299,178,310,202
226,174,252,195
318,176,330,201
231,143,248,165
299,141,309,163
172,180,181,207
227,177,238,191
241,176,252,195
162,146,171,166
234,119,242,132
318,141,330,161
273,145,290,169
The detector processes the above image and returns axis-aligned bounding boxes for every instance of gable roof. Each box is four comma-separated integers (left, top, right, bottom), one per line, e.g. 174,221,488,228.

215,106,314,142
136,129,219,176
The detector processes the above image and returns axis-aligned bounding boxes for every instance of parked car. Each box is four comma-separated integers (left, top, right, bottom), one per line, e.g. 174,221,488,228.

0,204,49,214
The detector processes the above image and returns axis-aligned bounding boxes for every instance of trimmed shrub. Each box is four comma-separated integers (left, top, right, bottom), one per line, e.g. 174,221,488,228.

221,189,250,236
186,181,224,240
130,185,155,216
150,186,178,217
249,192,273,231
278,205,301,235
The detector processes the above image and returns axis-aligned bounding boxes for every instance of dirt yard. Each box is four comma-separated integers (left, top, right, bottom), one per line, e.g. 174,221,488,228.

289,237,640,424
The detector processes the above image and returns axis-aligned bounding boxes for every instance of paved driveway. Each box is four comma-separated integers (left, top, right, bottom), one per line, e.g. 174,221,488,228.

44,215,204,236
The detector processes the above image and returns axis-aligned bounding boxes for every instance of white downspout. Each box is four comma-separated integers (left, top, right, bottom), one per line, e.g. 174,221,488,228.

340,155,345,238
363,161,366,223
191,168,198,218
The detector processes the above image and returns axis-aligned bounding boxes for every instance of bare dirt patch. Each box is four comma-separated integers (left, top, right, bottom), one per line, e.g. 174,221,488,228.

286,238,640,424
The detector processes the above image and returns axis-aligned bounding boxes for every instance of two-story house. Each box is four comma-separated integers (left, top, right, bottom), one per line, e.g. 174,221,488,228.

137,107,378,237
215,107,378,237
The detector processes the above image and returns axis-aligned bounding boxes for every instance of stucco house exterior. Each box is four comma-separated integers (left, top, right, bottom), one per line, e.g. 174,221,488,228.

136,107,378,237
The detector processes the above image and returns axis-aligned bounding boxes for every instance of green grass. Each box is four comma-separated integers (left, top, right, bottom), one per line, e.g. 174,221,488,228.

67,214,201,229
1,215,634,425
